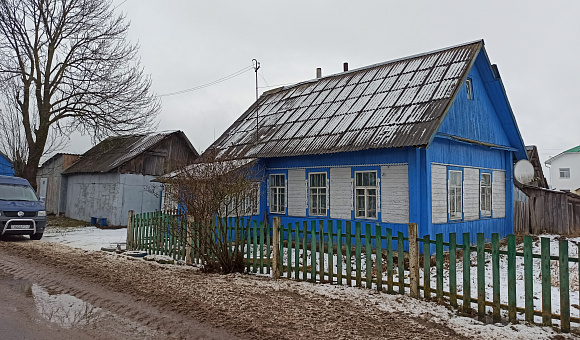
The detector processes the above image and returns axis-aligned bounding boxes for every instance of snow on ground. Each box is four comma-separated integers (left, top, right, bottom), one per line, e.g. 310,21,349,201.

42,226,126,251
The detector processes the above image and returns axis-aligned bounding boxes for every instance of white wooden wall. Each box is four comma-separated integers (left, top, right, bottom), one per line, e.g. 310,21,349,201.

381,165,409,223
431,164,448,224
463,167,479,221
330,167,352,219
492,170,506,218
287,169,306,217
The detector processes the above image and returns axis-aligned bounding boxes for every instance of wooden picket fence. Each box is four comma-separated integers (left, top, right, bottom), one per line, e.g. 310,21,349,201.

127,211,579,333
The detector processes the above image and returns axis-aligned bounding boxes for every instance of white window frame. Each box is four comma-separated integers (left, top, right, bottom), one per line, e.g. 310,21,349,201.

354,171,378,220
560,168,570,179
466,78,474,100
270,174,286,214
448,170,463,220
309,172,327,216
480,172,492,218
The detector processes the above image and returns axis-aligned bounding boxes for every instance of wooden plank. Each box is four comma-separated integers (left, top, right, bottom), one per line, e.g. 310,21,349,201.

302,221,307,281
376,225,382,292
387,228,393,294
287,223,293,278
346,221,352,286
541,237,552,326
436,233,443,302
524,235,534,323
311,220,316,282
463,233,471,313
337,221,343,285
266,220,271,274
253,220,258,273
328,221,334,284
355,222,362,287
408,223,419,298
246,219,251,272
424,234,431,300
398,231,404,295
560,239,570,333
272,217,280,279
294,222,300,279
449,233,457,308
319,220,325,283
477,233,485,321
508,234,517,322
365,223,372,289
492,233,500,323
259,221,264,274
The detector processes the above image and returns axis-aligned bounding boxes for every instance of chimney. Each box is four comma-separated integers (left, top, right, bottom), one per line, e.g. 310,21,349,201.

343,62,349,72
316,68,322,78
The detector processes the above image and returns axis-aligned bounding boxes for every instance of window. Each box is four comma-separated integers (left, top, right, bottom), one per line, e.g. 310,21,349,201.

309,173,327,216
270,174,285,214
480,173,491,217
355,171,377,219
560,168,570,179
241,183,259,215
449,170,463,220
466,78,473,100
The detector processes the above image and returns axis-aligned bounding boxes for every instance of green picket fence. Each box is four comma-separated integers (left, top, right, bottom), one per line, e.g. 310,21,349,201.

128,212,579,332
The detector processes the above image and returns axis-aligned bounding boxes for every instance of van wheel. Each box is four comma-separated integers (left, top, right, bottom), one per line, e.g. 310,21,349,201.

30,233,43,240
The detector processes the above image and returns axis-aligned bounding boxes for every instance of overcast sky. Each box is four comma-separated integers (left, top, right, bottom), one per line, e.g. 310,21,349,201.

66,0,580,180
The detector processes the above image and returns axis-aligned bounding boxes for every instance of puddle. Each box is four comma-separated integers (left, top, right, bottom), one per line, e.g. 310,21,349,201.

31,284,104,328
0,268,162,338
0,273,104,328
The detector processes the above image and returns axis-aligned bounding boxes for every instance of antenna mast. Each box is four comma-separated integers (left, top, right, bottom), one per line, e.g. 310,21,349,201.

252,59,260,143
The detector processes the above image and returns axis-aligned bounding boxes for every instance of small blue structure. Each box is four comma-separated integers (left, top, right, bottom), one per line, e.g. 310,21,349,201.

207,40,527,243
0,152,14,176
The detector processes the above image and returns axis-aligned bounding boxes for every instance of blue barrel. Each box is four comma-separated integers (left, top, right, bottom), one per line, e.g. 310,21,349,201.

90,217,97,225
99,218,107,227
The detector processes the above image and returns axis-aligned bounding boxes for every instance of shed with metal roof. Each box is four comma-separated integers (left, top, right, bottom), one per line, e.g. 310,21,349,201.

63,131,198,226
206,40,527,241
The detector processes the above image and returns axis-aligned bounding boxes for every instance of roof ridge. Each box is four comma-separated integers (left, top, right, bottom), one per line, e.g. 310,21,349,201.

282,39,484,91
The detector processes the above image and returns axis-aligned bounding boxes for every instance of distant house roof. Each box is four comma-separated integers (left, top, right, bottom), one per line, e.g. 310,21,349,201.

39,153,80,168
209,39,524,160
545,144,580,165
63,131,198,174
524,145,548,188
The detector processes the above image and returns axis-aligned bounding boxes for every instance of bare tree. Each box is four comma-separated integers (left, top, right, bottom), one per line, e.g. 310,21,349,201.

160,153,263,274
0,0,160,187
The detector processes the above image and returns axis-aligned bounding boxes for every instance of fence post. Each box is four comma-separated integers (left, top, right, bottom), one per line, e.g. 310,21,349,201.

185,215,194,265
126,210,134,250
408,223,419,298
560,239,570,333
541,237,552,326
272,217,281,279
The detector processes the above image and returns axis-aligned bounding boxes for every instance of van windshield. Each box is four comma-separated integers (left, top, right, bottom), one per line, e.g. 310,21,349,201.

0,184,39,201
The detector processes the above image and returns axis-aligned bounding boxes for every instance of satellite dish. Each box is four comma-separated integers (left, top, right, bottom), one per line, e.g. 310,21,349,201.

514,159,534,185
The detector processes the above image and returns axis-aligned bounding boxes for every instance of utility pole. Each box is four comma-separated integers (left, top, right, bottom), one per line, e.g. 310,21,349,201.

252,59,260,143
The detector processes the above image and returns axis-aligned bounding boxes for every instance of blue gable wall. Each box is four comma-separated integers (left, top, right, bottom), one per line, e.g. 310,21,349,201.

0,154,14,176
437,55,511,148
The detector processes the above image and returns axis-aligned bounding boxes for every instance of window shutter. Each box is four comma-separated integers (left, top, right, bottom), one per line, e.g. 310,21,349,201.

330,167,352,219
288,169,306,217
463,168,479,221
492,170,506,218
381,165,409,223
431,164,447,224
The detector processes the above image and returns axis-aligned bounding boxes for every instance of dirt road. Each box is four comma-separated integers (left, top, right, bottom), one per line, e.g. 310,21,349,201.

0,236,472,339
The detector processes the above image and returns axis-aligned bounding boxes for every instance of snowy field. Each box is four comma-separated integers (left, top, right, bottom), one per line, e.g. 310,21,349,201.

43,225,127,251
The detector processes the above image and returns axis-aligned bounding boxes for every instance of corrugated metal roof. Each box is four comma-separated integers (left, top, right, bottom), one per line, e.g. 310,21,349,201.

210,41,483,160
63,131,193,174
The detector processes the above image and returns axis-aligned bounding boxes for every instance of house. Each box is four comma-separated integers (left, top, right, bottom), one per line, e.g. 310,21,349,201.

545,145,580,192
36,153,80,215
0,152,14,176
62,131,199,226
207,40,527,241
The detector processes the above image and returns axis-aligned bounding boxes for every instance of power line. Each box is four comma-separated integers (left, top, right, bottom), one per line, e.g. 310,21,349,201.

157,65,254,97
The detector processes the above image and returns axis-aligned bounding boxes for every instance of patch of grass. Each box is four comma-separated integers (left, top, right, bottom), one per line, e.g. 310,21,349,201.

47,215,88,228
